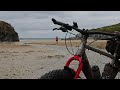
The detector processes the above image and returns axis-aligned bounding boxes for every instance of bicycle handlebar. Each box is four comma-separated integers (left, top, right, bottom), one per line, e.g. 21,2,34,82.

52,18,85,33
52,18,120,38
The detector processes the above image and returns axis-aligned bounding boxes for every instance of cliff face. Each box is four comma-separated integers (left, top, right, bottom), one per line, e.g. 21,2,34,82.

0,21,19,42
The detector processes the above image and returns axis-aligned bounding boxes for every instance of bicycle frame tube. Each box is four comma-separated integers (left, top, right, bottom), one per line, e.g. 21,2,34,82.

75,36,87,56
82,53,94,79
85,45,115,60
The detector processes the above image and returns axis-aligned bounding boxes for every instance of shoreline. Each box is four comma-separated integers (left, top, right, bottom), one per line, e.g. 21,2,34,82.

19,39,107,49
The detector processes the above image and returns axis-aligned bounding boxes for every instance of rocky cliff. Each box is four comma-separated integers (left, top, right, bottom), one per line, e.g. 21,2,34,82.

0,21,19,42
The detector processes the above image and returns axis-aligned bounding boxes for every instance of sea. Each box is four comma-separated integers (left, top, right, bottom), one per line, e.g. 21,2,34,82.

19,38,62,41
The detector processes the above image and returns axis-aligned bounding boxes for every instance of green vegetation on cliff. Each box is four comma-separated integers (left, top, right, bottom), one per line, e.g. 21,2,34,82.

90,23,120,33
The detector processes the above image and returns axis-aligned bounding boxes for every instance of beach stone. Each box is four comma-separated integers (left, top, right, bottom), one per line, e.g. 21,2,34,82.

0,20,19,42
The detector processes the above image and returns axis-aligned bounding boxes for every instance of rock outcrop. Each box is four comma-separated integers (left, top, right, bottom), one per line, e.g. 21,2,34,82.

0,21,19,42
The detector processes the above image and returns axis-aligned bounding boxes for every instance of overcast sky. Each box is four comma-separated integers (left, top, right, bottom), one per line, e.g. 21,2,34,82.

0,11,120,38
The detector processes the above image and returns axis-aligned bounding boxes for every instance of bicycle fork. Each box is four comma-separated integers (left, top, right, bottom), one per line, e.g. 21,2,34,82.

64,53,102,79
64,55,83,79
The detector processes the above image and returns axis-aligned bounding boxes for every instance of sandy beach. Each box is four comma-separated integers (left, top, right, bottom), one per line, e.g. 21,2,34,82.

0,39,120,79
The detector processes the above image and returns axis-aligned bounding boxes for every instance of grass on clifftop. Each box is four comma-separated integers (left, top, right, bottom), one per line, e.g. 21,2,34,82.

90,23,120,33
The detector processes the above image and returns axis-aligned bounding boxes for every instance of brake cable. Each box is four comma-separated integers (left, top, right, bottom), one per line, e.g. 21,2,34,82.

87,39,98,46
69,30,75,55
65,31,98,55
65,30,82,55
65,31,74,55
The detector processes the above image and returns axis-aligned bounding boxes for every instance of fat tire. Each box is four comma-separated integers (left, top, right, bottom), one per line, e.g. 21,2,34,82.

40,69,75,79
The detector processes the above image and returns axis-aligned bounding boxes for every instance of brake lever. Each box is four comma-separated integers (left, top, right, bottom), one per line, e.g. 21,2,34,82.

53,28,58,31
53,27,68,32
59,27,68,32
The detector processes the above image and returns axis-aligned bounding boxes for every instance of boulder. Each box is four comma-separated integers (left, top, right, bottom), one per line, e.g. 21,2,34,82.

0,21,19,42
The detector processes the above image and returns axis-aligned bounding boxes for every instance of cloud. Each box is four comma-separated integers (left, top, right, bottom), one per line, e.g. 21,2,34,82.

0,11,120,38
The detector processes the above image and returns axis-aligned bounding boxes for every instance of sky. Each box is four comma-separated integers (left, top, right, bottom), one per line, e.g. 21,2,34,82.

0,11,120,38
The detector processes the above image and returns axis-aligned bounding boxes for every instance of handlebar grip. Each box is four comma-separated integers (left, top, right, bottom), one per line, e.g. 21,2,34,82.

52,18,67,26
52,18,72,31
52,18,56,24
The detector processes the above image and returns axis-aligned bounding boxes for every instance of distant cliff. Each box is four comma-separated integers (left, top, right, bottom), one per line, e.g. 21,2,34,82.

88,23,120,39
90,23,120,33
0,21,19,42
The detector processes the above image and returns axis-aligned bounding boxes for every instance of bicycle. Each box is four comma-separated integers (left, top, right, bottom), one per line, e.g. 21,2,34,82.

40,18,120,79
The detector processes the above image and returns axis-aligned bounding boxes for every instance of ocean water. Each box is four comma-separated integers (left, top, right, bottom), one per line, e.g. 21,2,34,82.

20,38,55,41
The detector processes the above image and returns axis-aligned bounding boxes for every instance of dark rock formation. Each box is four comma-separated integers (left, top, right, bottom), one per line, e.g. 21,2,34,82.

0,21,19,42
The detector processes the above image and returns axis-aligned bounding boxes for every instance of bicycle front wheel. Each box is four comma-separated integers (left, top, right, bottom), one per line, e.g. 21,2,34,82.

40,69,76,79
